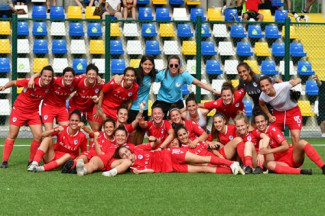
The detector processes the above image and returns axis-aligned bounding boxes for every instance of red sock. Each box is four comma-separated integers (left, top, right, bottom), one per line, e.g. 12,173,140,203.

2,139,14,162
216,167,232,174
304,143,325,168
274,164,301,174
33,149,45,163
236,142,245,163
244,156,253,167
29,140,41,162
71,160,77,169
210,156,233,166
43,161,58,171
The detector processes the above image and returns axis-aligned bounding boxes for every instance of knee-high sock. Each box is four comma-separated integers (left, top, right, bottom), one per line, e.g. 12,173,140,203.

33,149,45,164
274,164,300,174
210,155,233,167
304,143,325,168
43,161,58,171
2,139,14,162
236,141,245,163
29,140,41,162
216,167,232,174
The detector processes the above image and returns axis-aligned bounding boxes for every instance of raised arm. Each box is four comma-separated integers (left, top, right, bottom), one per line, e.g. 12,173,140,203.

93,132,104,155
42,125,64,138
313,75,322,87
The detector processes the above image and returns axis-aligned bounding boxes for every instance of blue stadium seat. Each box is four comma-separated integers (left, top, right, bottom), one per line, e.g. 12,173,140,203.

139,7,154,20
290,43,306,57
52,39,67,54
73,59,87,74
236,42,253,56
297,61,315,76
248,25,264,38
200,24,211,37
142,23,157,37
32,5,46,19
110,40,124,55
275,10,288,22
0,58,10,73
88,23,102,37
111,59,126,74
230,24,246,38
156,7,171,21
261,60,278,75
272,0,284,7
201,42,216,56
145,41,161,55
265,25,281,39
206,60,222,75
305,80,319,96
69,22,84,36
137,0,150,4
190,8,206,21
182,84,190,95
32,22,47,36
33,39,48,54
243,100,253,117
272,42,285,57
17,21,29,36
225,8,240,21
170,0,184,5
50,6,65,19
177,24,193,37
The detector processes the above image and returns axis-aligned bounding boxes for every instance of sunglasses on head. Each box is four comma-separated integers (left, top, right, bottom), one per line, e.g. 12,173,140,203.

169,64,179,68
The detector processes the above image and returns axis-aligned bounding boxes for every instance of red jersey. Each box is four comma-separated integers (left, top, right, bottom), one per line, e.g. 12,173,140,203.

183,120,205,141
240,130,260,149
89,131,115,154
14,77,51,112
203,89,245,121
208,124,237,145
43,77,79,107
246,0,261,12
181,142,212,156
69,76,103,112
53,126,87,158
101,79,139,120
146,120,172,149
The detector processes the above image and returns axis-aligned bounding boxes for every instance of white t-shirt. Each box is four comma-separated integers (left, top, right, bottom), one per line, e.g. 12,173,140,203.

259,82,297,112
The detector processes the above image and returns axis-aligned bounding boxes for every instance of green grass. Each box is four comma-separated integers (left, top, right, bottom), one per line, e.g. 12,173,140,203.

0,139,325,215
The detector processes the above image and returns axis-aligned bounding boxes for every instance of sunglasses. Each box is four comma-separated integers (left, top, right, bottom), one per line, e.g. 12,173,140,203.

169,64,179,68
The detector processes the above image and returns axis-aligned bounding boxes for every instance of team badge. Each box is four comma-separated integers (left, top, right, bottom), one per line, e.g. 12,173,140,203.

247,136,252,141
95,89,99,93
12,117,17,122
235,103,239,107
138,155,143,160
175,82,181,87
23,88,27,92
253,82,257,87
74,140,78,145
44,115,48,120
128,92,133,96
161,129,164,133
70,87,74,91
45,89,49,93
229,135,233,140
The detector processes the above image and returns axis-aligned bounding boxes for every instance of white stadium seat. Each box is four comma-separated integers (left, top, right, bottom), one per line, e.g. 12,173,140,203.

127,40,143,55
53,58,68,73
0,78,10,94
163,41,180,55
218,42,235,56
224,60,239,75
123,23,139,37
173,8,189,21
213,24,229,38
50,22,66,36
17,39,30,54
17,58,30,73
70,40,86,54
92,58,105,74
0,99,11,115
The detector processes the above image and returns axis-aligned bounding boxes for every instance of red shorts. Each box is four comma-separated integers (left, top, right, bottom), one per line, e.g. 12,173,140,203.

276,146,303,168
218,147,227,159
41,103,69,124
91,106,117,124
44,151,68,164
69,104,95,121
80,150,97,161
98,150,115,171
170,148,188,173
271,106,302,131
9,106,41,126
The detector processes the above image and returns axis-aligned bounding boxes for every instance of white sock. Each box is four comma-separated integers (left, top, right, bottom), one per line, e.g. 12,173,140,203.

39,166,45,172
31,161,38,166
110,168,117,176
83,168,87,175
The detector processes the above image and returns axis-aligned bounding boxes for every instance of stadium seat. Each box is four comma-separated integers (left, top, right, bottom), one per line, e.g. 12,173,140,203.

0,21,10,35
88,23,102,37
156,7,171,21
207,8,223,21
212,80,224,93
50,6,65,19
33,58,49,73
154,59,165,70
159,23,176,37
177,24,193,37
225,8,240,21
127,40,143,55
17,39,30,54
130,59,141,68
186,0,201,5
305,80,319,96
182,41,196,55
290,43,306,57
0,58,10,73
32,22,47,36
265,25,281,39
163,40,180,55
243,100,253,117
248,25,264,38
90,40,105,54
272,42,285,57
17,21,29,36
275,10,288,22
17,58,30,73
110,40,124,55
261,60,278,75
0,39,10,54
15,5,28,18
32,5,46,19
145,41,161,55
139,7,154,20
142,23,157,37
0,99,10,115
68,6,83,19
69,22,84,36
33,39,48,54
92,58,105,74
52,39,67,54
182,84,190,95
153,0,168,5
298,100,315,117
230,24,246,38
173,8,189,20
224,60,239,75
236,42,253,56
110,23,121,37
190,8,206,21
218,42,235,56
53,58,68,73
86,6,100,19
254,42,271,57
279,60,296,75
170,0,184,5
206,60,222,75
201,41,216,56
137,0,150,4
200,24,211,37
243,60,261,74
258,9,274,22
272,0,284,6
73,59,87,74
50,22,66,36
152,83,161,94
186,60,196,75
231,79,239,88
192,80,209,95
212,24,229,37
0,78,10,93
148,100,153,116
123,23,139,37
282,26,298,39
111,59,126,74
297,61,314,76
70,40,86,54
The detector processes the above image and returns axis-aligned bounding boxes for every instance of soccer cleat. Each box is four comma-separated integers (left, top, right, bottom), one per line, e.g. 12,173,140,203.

1,161,8,168
230,162,245,175
102,171,114,177
62,159,74,174
252,166,263,174
244,166,253,174
321,165,325,175
27,164,36,172
27,161,32,167
76,159,85,176
33,165,43,172
300,169,312,175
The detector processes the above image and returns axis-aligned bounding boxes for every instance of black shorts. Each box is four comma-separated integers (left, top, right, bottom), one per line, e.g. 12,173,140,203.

127,109,149,124
152,100,184,119
244,12,260,21
318,103,325,125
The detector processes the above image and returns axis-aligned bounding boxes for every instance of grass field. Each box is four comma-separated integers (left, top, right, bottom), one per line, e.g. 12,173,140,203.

0,138,325,215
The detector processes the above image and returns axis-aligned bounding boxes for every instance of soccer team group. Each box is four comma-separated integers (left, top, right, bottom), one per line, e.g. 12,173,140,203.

0,54,325,177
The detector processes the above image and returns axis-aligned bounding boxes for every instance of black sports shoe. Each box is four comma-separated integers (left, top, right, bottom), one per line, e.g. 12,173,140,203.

300,169,312,175
62,159,74,174
321,165,325,174
253,166,263,174
27,161,32,167
244,166,253,174
1,161,8,168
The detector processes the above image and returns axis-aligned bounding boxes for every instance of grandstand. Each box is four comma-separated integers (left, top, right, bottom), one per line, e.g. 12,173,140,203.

0,0,325,138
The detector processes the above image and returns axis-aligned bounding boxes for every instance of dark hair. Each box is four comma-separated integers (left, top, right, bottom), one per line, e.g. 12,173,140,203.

63,67,76,76
210,112,227,141
113,145,127,159
221,81,235,94
259,75,273,86
237,62,258,83
114,125,128,136
103,118,116,127
123,67,136,77
137,55,157,86
185,92,197,106
174,124,187,138
41,65,54,76
165,55,181,78
152,103,163,112
86,63,99,75
253,109,269,122
69,109,82,120
117,106,129,116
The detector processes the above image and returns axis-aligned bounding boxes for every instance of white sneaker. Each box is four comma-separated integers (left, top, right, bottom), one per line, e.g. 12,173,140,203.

230,162,245,175
27,164,36,172
102,171,114,177
76,159,85,176
321,133,325,138
94,1,99,7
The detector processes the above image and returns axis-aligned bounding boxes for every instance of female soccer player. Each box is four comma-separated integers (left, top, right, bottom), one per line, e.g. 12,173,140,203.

27,109,88,172
0,65,54,168
254,112,325,175
259,76,302,146
199,82,245,122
